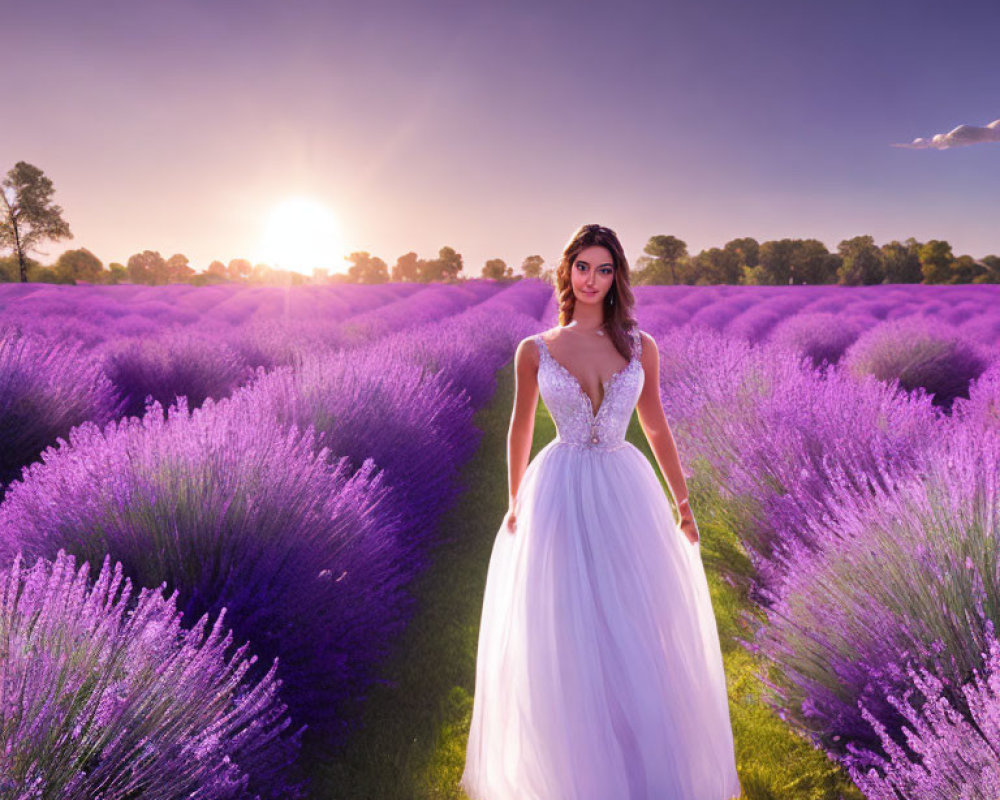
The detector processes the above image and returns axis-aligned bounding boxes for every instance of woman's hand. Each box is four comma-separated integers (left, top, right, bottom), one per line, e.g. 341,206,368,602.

679,511,699,545
504,504,518,535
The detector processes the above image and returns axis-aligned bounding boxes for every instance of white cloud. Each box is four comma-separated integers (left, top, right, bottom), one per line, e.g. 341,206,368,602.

893,118,1000,149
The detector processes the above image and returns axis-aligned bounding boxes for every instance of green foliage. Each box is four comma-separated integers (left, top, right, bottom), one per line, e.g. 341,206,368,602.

27,264,71,283
919,239,955,283
481,258,510,280
428,246,463,282
108,262,127,284
725,237,761,268
759,239,838,285
392,251,421,282
952,253,984,283
0,254,39,282
54,247,105,283
837,235,885,286
520,255,544,278
741,263,771,285
127,249,169,285
975,254,1000,283
880,238,923,283
165,253,194,282
346,251,390,283
635,235,689,284
692,247,742,285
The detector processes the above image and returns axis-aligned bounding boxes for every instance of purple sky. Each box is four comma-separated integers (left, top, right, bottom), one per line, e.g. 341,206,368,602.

5,0,999,275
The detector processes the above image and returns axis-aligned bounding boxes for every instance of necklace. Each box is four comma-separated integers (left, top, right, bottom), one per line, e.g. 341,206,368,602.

565,319,607,336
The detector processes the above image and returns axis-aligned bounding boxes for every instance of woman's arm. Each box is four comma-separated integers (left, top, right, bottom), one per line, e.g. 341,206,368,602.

506,337,540,521
634,331,699,543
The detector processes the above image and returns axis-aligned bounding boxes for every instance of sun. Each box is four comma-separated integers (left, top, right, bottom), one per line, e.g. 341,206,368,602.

257,197,344,275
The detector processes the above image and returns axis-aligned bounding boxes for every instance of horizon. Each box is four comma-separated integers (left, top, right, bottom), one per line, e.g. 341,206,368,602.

3,0,999,275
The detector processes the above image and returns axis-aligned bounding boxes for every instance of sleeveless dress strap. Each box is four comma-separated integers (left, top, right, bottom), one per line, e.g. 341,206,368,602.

630,325,642,360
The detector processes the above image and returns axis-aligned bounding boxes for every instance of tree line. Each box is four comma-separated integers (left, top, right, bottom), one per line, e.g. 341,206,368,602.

631,234,1000,286
3,161,997,287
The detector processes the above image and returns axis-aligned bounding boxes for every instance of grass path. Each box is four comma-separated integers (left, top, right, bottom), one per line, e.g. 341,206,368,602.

308,361,864,800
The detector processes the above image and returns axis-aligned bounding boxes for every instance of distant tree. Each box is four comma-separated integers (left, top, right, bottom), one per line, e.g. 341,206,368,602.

952,254,984,283
521,255,544,279
881,238,923,283
634,235,688,285
0,162,73,282
417,246,462,282
227,258,252,281
54,247,104,284
165,253,194,283
756,238,837,285
756,240,796,284
416,257,437,283
391,251,420,282
436,246,463,282
0,254,43,282
976,255,1000,283
206,260,227,279
724,237,760,269
799,240,840,284
690,247,741,284
482,258,512,279
108,262,127,284
919,240,954,284
30,265,63,283
126,250,168,285
346,251,389,283
837,235,885,286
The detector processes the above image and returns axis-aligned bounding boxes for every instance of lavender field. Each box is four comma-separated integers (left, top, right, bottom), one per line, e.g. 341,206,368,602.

2,279,999,799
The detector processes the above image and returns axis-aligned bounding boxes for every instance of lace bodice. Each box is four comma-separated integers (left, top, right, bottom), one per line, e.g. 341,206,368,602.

534,325,644,450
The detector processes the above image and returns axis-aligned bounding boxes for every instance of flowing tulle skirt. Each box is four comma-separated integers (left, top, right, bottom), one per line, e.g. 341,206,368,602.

461,439,742,800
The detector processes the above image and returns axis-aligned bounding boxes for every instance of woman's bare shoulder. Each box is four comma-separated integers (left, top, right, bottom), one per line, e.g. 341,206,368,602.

534,327,563,342
637,329,659,360
515,333,545,366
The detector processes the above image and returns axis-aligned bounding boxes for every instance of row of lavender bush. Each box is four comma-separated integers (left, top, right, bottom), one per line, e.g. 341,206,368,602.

638,288,999,799
0,279,551,796
0,281,515,495
635,283,1000,352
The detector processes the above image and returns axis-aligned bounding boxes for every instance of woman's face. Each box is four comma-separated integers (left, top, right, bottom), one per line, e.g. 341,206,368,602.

570,244,615,307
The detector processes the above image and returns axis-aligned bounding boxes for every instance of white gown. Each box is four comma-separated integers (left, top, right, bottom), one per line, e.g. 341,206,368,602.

461,325,742,800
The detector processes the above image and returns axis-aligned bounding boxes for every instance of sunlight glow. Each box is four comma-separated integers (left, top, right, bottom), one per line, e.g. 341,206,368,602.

256,197,345,274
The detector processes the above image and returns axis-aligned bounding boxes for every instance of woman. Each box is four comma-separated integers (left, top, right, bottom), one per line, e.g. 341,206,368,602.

460,224,742,799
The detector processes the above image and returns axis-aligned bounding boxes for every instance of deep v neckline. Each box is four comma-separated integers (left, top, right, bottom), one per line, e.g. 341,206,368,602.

537,334,633,420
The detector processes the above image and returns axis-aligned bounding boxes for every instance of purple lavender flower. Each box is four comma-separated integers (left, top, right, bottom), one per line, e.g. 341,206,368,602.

100,328,253,419
0,327,123,492
767,312,867,368
652,324,939,592
844,614,1000,799
0,548,306,798
749,422,1000,760
843,315,992,410
0,393,408,749
228,343,478,562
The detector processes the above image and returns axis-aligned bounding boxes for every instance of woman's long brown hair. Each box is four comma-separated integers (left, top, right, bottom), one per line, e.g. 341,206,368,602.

554,223,639,360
